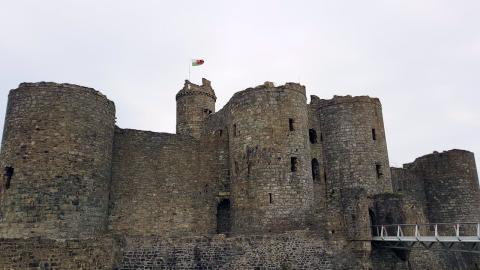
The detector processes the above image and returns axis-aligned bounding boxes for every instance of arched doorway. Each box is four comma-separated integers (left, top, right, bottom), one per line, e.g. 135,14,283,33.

216,199,231,234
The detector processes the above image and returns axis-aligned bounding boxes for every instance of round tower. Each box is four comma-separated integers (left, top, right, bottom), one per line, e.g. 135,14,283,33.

176,78,216,138
0,82,115,239
407,150,480,224
317,96,392,196
227,82,313,234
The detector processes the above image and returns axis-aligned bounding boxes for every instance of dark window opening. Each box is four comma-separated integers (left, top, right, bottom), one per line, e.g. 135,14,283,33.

203,108,212,115
233,124,237,137
289,118,294,131
216,199,231,234
247,162,251,179
269,193,273,204
217,129,223,136
320,132,323,142
372,128,377,140
311,158,320,181
369,208,376,236
4,166,14,190
323,170,328,196
376,164,383,179
309,129,317,144
291,157,298,172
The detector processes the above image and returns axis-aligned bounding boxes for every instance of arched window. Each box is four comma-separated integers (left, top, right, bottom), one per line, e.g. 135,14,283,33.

309,129,317,144
216,199,231,234
311,159,320,181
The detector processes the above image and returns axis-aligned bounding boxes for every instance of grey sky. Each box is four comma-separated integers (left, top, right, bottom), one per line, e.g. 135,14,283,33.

1,0,479,167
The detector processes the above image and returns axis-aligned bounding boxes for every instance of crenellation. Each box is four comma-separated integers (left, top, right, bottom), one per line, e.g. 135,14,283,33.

0,79,478,269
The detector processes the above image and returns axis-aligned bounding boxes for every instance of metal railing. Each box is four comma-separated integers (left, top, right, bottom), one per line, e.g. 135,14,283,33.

372,222,480,242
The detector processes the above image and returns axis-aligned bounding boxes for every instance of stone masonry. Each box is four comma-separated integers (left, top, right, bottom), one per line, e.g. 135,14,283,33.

0,79,478,269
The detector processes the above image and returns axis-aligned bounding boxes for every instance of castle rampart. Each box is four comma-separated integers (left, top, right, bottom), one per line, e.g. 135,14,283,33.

109,128,217,236
0,79,478,269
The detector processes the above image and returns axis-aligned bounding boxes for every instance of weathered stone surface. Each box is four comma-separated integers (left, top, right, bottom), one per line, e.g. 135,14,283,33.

0,79,478,269
0,82,115,239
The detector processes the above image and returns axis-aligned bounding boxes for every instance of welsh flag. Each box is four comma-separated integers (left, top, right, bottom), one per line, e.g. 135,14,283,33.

192,59,204,66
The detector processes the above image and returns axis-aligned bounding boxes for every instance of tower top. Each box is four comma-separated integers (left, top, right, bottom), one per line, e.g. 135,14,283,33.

175,78,216,101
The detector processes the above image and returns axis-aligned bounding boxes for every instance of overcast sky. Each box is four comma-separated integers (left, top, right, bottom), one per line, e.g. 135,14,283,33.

0,0,479,167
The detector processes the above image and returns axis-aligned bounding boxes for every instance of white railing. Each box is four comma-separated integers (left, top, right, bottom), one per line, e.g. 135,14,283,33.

372,223,480,242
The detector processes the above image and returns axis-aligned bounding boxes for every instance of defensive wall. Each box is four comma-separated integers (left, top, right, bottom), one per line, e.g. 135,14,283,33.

0,79,478,269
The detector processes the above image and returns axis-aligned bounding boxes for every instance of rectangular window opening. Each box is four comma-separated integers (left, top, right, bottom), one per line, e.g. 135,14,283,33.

372,128,377,140
4,166,14,190
289,118,294,131
233,124,237,137
269,193,273,204
376,164,383,179
320,132,323,142
291,157,298,172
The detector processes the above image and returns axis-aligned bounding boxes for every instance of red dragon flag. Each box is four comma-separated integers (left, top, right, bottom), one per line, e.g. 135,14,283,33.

192,59,204,66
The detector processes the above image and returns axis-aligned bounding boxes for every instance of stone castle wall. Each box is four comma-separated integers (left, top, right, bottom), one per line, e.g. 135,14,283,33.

119,232,370,270
0,80,478,269
109,128,217,237
0,82,115,239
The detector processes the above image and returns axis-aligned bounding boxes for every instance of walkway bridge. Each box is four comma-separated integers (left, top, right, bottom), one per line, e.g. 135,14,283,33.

370,223,480,253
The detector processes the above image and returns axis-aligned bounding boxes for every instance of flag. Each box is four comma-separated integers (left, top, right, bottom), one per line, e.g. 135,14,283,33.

192,59,204,66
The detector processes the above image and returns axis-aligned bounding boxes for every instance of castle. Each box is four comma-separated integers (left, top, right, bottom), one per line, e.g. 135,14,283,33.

0,79,478,269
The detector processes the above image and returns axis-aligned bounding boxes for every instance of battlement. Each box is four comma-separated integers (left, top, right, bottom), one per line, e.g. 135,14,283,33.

175,78,216,101
403,149,475,170
15,82,112,102
316,95,381,109
229,81,306,104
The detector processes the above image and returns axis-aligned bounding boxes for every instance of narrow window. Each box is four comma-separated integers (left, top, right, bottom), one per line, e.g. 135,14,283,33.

323,170,328,196
217,129,223,136
233,124,237,137
247,162,251,179
203,108,212,115
376,164,383,179
291,157,298,172
372,128,377,140
4,166,14,190
320,133,323,142
289,118,294,131
216,199,231,234
309,129,317,144
269,193,273,204
311,159,320,181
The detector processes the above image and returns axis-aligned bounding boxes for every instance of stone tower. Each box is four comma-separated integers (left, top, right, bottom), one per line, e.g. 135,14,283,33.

405,150,480,224
0,82,115,239
176,78,216,138
317,96,392,196
227,82,314,234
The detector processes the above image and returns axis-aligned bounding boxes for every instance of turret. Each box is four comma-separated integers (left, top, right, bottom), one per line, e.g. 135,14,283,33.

405,149,480,224
226,82,313,234
0,82,116,239
317,95,392,196
176,78,216,138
